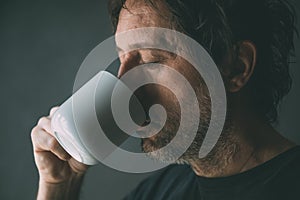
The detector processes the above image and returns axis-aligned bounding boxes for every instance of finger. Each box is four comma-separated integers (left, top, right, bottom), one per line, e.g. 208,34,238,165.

49,106,59,117
37,116,54,137
69,158,89,173
32,127,71,161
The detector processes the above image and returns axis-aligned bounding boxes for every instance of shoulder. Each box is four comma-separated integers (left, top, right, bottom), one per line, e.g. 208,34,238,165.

274,145,300,176
123,164,196,200
263,146,300,198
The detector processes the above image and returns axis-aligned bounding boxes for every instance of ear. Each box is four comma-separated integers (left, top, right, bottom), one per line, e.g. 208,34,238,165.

227,41,257,93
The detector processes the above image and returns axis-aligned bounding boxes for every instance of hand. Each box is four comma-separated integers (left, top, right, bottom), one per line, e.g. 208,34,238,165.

31,107,89,185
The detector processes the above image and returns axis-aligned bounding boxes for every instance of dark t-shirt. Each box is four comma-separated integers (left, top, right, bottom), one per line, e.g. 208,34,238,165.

124,146,300,200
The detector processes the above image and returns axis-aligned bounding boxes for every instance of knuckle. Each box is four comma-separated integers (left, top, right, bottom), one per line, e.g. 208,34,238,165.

31,126,39,138
50,106,59,113
38,117,49,126
50,106,59,117
37,154,47,164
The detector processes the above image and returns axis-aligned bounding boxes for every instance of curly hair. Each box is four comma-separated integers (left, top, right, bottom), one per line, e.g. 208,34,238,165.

108,0,298,122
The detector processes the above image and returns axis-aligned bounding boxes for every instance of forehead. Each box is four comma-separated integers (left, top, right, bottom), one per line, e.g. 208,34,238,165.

116,0,171,33
115,0,172,52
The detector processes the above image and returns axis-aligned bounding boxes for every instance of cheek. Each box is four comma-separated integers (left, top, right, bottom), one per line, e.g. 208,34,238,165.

136,60,206,105
175,60,209,97
157,61,200,97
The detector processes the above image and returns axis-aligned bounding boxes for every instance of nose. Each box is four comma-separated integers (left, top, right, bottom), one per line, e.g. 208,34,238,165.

117,51,141,78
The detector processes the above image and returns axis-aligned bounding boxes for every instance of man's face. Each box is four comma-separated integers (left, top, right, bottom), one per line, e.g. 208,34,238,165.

115,0,212,162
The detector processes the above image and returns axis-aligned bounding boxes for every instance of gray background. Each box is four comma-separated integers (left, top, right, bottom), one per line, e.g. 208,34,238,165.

0,0,299,199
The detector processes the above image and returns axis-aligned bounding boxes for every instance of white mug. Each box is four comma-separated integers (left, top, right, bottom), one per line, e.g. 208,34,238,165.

51,71,146,165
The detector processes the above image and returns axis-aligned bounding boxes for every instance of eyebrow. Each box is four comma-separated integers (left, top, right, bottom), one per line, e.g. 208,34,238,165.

116,42,151,53
115,34,177,55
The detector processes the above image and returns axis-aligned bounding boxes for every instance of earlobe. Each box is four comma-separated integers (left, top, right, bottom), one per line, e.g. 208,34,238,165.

228,41,257,93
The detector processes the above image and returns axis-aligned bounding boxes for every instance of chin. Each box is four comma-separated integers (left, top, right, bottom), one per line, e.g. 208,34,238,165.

141,137,160,153
141,137,184,164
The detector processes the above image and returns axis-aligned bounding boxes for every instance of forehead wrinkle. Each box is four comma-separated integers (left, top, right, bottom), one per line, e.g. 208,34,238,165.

115,0,177,54
123,0,156,15
118,0,173,31
119,7,158,28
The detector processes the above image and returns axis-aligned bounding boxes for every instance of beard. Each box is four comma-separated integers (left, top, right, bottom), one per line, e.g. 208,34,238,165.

139,83,239,174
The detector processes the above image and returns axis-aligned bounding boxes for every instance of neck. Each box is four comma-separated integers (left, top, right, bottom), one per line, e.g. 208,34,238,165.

189,114,296,178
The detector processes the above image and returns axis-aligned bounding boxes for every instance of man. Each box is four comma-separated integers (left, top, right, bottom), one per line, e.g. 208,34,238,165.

31,0,300,199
